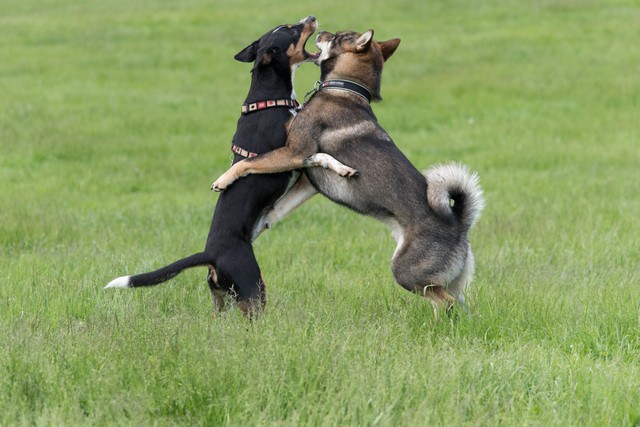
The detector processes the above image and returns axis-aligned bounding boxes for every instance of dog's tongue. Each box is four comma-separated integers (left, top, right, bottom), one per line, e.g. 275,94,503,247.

308,51,320,59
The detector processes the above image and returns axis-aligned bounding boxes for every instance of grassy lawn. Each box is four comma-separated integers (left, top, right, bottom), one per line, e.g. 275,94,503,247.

1,0,639,424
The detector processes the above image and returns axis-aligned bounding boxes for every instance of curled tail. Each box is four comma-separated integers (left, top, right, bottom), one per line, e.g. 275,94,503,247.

424,162,485,230
105,251,212,289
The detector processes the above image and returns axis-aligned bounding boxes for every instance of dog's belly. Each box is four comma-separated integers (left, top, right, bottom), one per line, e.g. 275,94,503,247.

307,167,367,210
306,162,409,221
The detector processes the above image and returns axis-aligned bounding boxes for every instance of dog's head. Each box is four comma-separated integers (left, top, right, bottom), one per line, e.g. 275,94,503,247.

234,16,318,74
312,29,400,101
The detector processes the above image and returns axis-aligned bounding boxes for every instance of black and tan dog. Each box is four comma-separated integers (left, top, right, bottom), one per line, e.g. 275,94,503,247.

105,17,354,315
212,29,485,310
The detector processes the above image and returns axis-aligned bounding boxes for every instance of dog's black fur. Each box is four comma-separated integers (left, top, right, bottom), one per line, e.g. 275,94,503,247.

105,17,318,315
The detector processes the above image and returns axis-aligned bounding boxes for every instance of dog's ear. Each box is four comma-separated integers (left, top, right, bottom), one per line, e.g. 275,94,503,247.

259,46,281,66
235,40,259,63
355,30,374,52
379,38,401,62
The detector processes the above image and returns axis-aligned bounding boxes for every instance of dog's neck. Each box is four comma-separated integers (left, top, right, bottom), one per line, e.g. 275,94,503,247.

320,65,382,102
244,67,296,104
318,80,372,103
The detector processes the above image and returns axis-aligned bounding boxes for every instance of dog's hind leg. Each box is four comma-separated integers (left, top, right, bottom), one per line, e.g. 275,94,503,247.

446,245,475,309
390,240,456,315
213,242,268,318
237,277,267,319
207,265,228,312
421,285,456,315
252,174,318,240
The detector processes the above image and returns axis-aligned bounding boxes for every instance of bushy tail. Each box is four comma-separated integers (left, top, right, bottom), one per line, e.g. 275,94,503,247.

424,162,485,230
105,252,212,289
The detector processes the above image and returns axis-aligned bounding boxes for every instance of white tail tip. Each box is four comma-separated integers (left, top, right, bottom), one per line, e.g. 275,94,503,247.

104,276,132,289
424,162,484,230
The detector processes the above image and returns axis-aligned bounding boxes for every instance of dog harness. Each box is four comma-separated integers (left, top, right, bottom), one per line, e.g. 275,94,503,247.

304,79,373,104
231,144,258,158
241,98,300,114
232,98,301,158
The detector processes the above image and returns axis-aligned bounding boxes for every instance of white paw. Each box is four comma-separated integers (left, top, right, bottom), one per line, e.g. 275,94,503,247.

211,177,228,192
338,166,358,177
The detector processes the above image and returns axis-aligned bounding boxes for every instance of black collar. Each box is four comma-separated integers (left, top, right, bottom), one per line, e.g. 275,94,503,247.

305,79,372,104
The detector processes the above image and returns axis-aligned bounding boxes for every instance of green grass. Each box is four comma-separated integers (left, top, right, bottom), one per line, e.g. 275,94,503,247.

2,0,640,424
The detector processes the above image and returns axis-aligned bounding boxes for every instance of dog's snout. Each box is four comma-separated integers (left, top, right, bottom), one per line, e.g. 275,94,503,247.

316,31,334,43
300,15,317,24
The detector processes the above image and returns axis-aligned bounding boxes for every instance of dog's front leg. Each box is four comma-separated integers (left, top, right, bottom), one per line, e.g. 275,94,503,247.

211,161,250,192
303,153,358,177
212,145,313,192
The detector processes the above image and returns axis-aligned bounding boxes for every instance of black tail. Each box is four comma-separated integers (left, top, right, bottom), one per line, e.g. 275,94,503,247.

105,252,212,289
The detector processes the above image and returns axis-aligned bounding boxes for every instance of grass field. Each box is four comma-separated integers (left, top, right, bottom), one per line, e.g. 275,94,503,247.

2,0,640,424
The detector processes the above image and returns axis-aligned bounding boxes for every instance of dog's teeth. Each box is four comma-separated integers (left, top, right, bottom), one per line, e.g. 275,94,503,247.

104,276,131,289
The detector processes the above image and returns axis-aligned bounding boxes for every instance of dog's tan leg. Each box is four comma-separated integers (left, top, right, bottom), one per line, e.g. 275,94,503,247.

422,285,456,319
212,146,309,191
211,289,227,312
238,300,262,320
303,153,357,177
212,145,356,191
207,266,227,313
237,277,267,320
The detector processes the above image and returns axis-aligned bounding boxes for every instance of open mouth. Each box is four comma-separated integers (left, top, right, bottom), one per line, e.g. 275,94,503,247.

303,37,321,62
303,37,320,61
307,51,321,61
306,39,322,64
307,36,329,65
298,16,320,62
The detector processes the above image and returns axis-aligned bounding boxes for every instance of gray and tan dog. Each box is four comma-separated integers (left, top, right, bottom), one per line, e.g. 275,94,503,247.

213,29,484,311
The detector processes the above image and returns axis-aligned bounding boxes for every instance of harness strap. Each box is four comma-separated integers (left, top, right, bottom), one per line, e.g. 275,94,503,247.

234,98,300,158
231,144,258,158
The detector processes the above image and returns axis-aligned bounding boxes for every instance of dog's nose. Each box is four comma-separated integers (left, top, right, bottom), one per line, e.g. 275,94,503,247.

308,16,316,22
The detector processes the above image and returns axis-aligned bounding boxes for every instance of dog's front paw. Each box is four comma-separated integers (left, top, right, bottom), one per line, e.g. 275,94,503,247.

338,165,358,177
211,169,242,192
211,176,229,192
